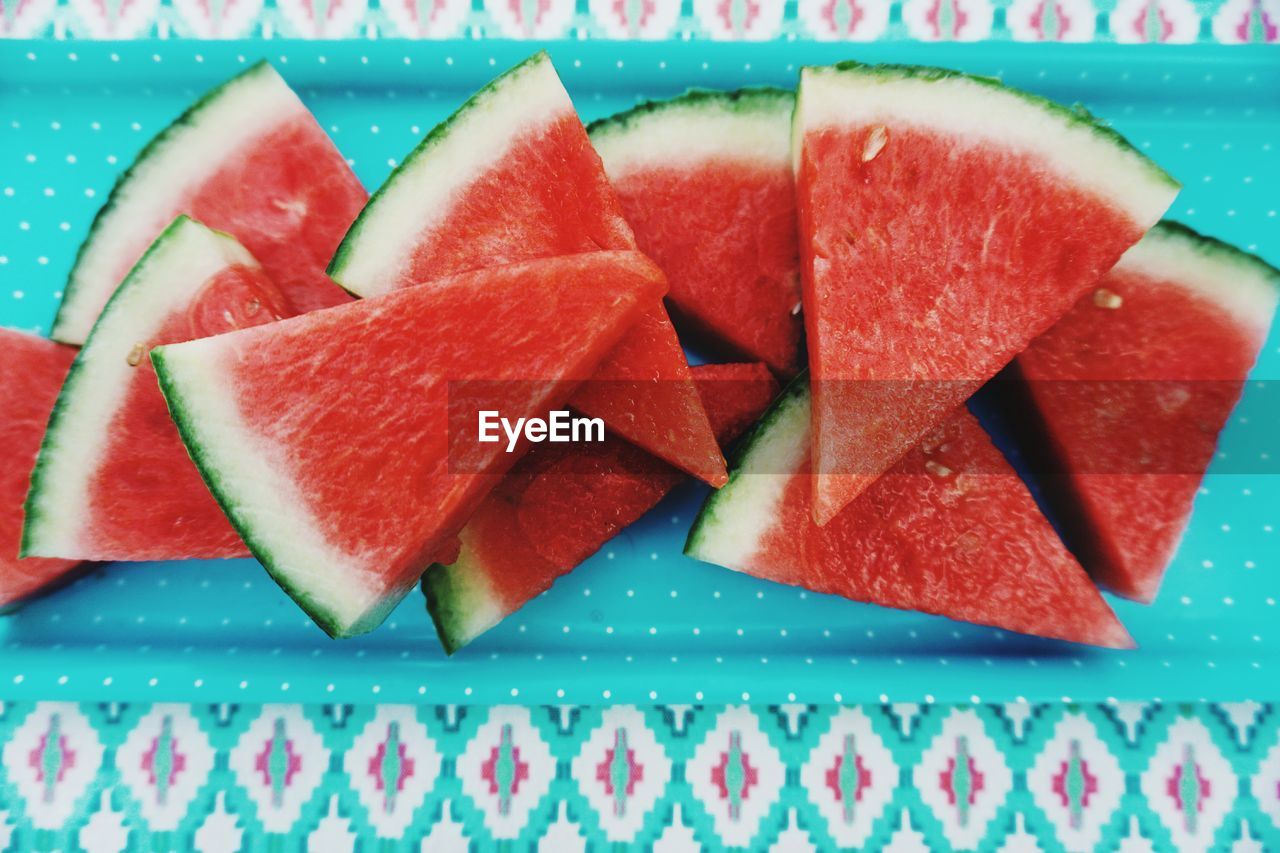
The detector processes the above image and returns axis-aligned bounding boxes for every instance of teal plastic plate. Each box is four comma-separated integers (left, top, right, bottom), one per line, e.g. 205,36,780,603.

2,41,1278,706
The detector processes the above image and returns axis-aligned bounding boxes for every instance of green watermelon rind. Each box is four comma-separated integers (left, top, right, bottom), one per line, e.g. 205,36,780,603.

796,61,1179,202
326,51,554,294
422,555,501,656
1110,220,1280,347
150,347,398,640
1136,220,1280,292
1152,221,1280,275
684,373,809,563
52,61,284,345
22,215,248,559
587,86,794,142
588,86,794,180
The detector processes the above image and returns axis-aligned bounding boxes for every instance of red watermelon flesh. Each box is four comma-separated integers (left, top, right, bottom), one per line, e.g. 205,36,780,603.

328,52,726,487
398,113,632,273
795,63,1178,525
152,251,665,638
175,115,363,314
85,268,286,558
591,89,803,376
686,376,1131,648
1,329,78,608
53,62,365,345
424,362,779,653
23,218,292,562
1016,222,1280,602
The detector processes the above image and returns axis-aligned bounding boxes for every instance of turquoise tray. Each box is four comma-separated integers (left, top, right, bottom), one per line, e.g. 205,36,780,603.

2,40,1277,707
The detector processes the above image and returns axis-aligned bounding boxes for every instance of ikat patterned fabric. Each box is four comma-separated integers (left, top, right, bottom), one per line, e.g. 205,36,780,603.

0,701,1278,850
0,0,1277,43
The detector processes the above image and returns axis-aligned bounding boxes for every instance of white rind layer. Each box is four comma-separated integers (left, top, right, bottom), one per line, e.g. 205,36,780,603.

432,555,506,651
54,64,307,344
25,218,257,558
686,384,810,571
451,579,504,649
793,64,1178,232
331,53,573,297
1115,224,1280,341
151,334,380,634
592,93,793,178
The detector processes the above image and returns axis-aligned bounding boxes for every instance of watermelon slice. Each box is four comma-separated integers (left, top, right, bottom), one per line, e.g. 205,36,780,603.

327,52,726,487
424,362,779,654
686,375,1131,648
152,251,665,638
52,61,366,345
1015,222,1280,602
794,62,1179,525
590,88,803,376
1,329,79,609
23,217,294,561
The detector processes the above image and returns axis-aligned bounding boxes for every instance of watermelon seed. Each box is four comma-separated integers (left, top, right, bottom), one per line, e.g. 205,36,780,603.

1092,288,1123,309
924,460,953,478
245,298,261,316
862,125,889,162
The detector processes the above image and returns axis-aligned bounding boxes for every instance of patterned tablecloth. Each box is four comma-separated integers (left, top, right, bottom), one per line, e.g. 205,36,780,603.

1,700,1278,850
0,0,1275,43
3,0,1278,849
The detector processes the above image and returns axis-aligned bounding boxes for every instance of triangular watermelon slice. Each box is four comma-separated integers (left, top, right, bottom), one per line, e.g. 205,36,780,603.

1015,222,1280,602
24,217,294,561
591,88,803,377
152,251,665,638
52,61,366,345
2,329,79,609
686,374,1131,648
424,362,779,654
327,52,726,487
794,62,1179,525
